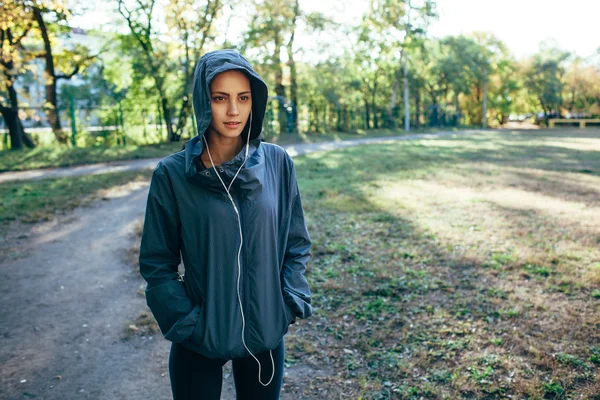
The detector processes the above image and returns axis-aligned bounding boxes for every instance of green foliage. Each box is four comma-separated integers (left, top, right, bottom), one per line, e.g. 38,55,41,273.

524,48,570,116
543,381,564,397
522,263,552,277
5,0,600,152
555,353,587,368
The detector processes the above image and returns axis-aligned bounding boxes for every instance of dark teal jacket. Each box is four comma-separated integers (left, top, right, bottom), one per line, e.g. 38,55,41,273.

138,50,312,359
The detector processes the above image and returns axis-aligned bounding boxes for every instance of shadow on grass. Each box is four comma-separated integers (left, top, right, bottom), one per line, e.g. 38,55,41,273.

286,129,600,399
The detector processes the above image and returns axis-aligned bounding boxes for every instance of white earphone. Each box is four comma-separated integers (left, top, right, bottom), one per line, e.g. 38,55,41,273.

202,112,275,386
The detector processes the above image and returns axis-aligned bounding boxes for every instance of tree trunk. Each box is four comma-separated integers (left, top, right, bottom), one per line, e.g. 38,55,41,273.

388,70,401,128
569,89,575,113
429,89,439,127
426,83,437,127
19,118,35,147
373,109,378,129
157,99,164,137
372,76,379,129
173,53,190,141
415,86,421,129
175,30,192,139
286,46,298,134
151,79,174,144
33,7,67,144
364,99,370,129
1,69,35,149
286,0,300,134
0,104,23,149
454,93,460,127
161,97,176,142
482,69,488,128
343,107,348,131
273,30,286,135
175,100,191,139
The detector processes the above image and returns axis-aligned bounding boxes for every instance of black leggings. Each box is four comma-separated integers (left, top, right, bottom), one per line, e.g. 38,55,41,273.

169,339,285,400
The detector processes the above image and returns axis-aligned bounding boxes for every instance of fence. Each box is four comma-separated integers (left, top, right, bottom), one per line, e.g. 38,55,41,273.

1,98,467,150
1,97,304,150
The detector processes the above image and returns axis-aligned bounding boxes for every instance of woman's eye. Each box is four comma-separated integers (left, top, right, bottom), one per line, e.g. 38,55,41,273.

213,96,226,102
239,96,250,101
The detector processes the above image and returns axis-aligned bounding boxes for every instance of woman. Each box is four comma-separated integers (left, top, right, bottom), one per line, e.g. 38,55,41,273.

138,49,312,399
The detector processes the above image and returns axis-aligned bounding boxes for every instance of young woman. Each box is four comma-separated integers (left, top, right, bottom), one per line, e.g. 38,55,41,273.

138,49,312,400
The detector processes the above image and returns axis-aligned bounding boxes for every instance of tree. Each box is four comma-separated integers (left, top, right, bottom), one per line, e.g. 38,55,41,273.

357,0,436,128
0,1,36,149
564,57,600,115
118,0,175,142
30,1,97,144
244,0,297,134
440,33,513,127
118,0,222,142
166,0,222,138
524,47,570,120
285,5,332,133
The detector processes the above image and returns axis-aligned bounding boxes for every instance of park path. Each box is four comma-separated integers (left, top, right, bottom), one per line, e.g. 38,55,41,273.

0,131,471,183
0,130,474,400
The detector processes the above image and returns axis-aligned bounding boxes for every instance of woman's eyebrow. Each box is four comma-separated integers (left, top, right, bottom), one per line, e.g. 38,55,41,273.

211,91,252,95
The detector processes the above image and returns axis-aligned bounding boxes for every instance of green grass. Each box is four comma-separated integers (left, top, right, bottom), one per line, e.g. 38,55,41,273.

270,126,460,146
0,127,453,172
0,170,152,229
282,128,600,399
0,142,184,172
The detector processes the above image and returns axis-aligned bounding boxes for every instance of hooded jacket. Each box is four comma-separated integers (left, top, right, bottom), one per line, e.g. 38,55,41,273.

138,50,312,360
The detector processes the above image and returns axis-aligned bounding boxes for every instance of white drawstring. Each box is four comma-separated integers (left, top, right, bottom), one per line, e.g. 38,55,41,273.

202,113,275,387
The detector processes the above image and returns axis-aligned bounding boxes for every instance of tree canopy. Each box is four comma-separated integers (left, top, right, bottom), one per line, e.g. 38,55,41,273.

1,0,599,149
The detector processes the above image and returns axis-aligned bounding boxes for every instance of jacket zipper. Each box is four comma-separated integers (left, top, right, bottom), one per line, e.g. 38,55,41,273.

236,189,246,312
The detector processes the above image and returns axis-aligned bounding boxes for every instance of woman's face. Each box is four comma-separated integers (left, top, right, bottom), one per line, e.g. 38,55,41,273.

208,70,252,141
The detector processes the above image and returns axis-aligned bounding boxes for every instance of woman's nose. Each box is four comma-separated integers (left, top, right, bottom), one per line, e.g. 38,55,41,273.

227,100,239,116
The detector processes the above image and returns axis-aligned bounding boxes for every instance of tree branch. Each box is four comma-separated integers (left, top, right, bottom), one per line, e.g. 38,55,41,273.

13,20,34,46
56,54,98,80
118,0,154,60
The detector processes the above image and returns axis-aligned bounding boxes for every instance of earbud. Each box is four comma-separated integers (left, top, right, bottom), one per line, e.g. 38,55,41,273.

202,111,275,386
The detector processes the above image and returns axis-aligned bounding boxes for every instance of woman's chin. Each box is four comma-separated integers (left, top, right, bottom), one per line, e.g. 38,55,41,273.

210,129,243,140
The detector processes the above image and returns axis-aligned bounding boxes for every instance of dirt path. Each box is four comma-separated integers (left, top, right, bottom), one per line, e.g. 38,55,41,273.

0,182,179,399
0,130,476,399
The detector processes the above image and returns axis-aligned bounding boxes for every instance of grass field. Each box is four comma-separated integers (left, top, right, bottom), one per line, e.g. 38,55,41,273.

0,128,452,172
0,142,183,172
0,170,152,228
282,129,600,399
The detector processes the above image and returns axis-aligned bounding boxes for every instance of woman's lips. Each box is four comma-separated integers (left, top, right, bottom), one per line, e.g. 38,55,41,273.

224,122,241,129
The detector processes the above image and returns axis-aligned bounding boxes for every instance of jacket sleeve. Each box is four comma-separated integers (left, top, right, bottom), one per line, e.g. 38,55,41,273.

282,159,313,321
139,163,201,343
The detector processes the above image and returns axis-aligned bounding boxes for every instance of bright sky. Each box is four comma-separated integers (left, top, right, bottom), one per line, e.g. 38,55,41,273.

72,0,599,61
428,0,600,59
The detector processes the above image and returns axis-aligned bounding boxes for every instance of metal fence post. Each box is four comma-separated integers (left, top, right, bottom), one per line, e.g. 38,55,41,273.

70,94,77,147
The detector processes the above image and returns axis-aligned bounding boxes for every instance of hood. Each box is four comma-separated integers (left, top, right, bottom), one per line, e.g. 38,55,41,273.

185,49,269,178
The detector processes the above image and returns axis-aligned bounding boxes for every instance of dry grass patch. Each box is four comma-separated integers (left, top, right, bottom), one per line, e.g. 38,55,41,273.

284,129,600,399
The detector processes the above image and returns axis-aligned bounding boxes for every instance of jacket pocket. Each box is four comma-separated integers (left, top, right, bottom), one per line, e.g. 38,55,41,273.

190,297,206,344
180,300,207,354
146,279,199,343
